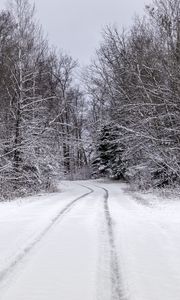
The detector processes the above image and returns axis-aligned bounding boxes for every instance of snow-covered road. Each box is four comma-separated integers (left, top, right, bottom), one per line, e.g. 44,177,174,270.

0,180,180,300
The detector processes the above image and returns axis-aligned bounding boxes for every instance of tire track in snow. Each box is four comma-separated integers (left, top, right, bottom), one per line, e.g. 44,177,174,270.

0,185,93,285
97,185,127,300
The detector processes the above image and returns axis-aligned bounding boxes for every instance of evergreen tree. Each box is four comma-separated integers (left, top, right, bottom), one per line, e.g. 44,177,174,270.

95,123,125,179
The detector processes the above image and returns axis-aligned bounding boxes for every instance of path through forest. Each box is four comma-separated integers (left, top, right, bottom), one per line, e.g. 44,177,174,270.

0,180,180,300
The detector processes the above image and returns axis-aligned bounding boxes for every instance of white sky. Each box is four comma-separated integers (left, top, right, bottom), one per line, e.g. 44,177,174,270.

1,0,151,65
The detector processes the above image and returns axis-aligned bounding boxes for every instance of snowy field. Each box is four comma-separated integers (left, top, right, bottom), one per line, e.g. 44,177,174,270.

0,180,180,300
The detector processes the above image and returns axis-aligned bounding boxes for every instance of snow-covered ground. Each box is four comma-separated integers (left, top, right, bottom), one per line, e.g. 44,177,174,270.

0,180,180,300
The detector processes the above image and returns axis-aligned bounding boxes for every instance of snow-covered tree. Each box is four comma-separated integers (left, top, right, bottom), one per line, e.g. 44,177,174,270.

86,0,180,188
93,122,125,179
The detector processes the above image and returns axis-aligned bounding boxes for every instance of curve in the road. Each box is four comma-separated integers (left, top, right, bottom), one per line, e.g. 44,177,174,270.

0,185,94,285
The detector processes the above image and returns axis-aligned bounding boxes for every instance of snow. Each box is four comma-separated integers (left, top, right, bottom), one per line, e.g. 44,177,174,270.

0,180,180,300
101,181,180,300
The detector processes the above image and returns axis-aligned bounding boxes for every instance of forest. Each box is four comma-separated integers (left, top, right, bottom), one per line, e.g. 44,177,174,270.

0,0,180,199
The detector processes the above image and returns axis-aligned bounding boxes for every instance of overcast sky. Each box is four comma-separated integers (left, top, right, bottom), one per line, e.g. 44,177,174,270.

1,0,151,65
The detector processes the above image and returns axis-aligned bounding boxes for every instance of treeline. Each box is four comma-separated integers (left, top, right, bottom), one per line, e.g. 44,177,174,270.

0,0,88,199
1,0,179,199
86,0,180,188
